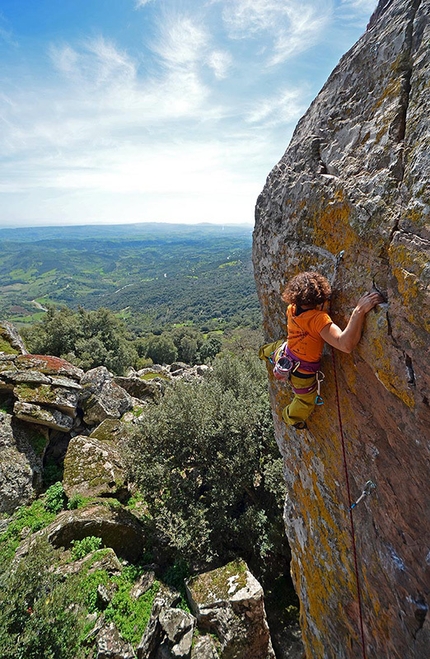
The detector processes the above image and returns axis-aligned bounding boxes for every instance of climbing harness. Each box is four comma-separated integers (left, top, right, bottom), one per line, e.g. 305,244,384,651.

330,249,368,659
314,371,325,405
270,342,300,380
269,341,320,381
350,480,377,511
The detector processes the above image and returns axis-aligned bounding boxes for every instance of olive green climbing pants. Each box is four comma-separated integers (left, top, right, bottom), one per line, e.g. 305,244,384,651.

259,340,318,426
281,373,317,426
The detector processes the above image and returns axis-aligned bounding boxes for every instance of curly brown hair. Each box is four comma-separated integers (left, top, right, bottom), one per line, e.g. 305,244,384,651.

281,271,331,308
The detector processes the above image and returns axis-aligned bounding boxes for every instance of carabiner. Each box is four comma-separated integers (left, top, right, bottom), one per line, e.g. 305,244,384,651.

314,371,325,406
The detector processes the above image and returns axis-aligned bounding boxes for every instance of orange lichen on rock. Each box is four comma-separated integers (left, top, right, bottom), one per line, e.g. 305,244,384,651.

310,192,359,257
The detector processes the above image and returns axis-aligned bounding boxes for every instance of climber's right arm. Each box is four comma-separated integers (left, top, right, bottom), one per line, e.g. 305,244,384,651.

320,291,383,353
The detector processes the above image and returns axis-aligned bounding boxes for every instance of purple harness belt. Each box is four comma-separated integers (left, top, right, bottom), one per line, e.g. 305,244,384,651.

285,345,320,395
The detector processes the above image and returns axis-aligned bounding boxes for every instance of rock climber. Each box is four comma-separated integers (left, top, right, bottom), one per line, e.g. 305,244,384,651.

259,271,383,429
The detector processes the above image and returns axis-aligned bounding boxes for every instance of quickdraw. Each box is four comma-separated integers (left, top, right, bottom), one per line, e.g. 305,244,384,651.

350,480,377,511
315,371,325,405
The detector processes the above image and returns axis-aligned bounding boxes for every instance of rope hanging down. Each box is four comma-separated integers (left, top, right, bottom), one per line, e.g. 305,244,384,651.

330,251,367,659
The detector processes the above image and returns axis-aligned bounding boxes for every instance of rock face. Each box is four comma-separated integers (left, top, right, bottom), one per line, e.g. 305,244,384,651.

253,1,429,658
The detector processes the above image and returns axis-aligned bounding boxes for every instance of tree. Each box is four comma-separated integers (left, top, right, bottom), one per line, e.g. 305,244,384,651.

199,335,222,362
145,334,178,365
22,306,138,375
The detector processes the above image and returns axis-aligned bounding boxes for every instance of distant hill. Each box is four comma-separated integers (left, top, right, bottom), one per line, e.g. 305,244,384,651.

0,223,260,331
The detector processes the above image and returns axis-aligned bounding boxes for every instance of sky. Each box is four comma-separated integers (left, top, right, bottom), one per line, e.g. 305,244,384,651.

0,0,378,228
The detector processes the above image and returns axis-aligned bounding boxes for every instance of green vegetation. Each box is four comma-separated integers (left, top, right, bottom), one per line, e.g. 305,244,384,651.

22,306,138,375
21,305,261,374
0,223,297,653
0,530,160,658
0,537,84,659
43,482,65,514
71,536,103,560
126,352,289,581
0,223,259,333
0,500,57,570
104,570,159,645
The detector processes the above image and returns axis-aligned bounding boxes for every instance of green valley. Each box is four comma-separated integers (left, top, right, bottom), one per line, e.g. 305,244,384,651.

0,223,260,332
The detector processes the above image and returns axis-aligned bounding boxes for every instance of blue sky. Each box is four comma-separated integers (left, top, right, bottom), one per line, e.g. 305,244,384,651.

0,0,377,227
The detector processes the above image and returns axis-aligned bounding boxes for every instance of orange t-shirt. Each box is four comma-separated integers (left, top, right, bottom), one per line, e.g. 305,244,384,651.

286,304,332,363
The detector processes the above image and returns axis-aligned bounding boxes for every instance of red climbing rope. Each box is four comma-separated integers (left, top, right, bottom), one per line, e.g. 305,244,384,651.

331,346,367,659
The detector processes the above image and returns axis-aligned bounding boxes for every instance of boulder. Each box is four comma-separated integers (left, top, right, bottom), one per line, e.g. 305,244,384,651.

16,503,145,562
113,376,162,403
137,586,181,659
169,363,188,375
0,353,83,431
13,381,80,416
14,400,74,432
80,367,133,426
0,355,18,389
0,321,28,355
90,418,129,444
57,547,123,578
16,354,83,380
63,435,128,501
158,608,195,657
186,559,275,659
0,412,46,512
130,571,156,600
190,636,219,659
96,622,136,659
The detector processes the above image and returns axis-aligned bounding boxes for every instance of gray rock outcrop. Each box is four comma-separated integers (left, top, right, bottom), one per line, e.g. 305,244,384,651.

186,559,275,659
96,622,136,659
0,321,28,355
16,503,145,563
80,366,134,426
63,434,128,501
0,353,83,432
0,411,44,513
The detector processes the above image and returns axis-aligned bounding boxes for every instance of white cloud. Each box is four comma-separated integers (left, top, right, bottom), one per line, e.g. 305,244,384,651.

151,15,208,67
50,37,136,86
246,87,307,126
135,0,155,8
220,0,333,65
208,50,232,79
0,0,373,226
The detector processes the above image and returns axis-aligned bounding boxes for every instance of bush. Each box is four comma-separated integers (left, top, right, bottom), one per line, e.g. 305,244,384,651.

0,537,83,659
22,306,138,375
145,334,178,364
67,494,85,510
126,353,288,576
71,536,103,560
44,482,65,514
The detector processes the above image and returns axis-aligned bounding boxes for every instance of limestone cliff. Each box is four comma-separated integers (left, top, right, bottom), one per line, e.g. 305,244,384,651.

253,1,429,658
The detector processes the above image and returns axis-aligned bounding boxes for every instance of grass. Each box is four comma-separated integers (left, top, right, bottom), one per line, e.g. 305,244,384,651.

0,500,57,569
0,337,19,354
140,372,170,381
